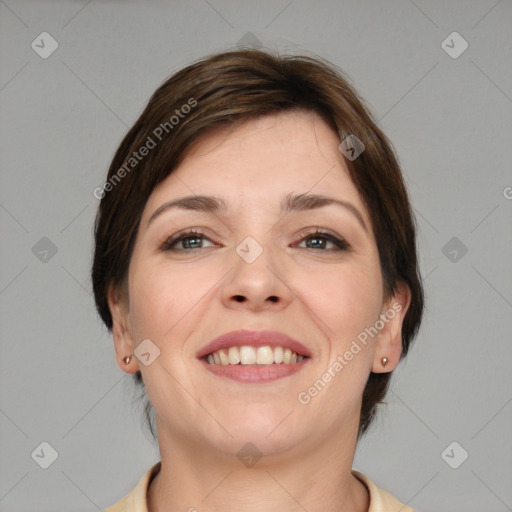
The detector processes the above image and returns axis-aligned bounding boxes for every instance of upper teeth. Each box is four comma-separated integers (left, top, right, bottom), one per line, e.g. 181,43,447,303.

206,346,305,365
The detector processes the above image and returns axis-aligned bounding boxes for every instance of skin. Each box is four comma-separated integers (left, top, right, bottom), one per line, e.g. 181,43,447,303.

108,110,411,512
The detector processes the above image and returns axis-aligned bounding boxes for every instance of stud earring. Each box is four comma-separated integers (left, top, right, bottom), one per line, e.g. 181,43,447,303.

381,357,388,367
123,355,132,364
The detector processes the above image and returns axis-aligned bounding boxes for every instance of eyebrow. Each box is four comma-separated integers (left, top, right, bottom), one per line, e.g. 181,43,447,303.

147,192,368,233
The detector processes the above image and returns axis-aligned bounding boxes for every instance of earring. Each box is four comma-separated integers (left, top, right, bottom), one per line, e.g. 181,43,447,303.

381,357,388,367
123,355,132,364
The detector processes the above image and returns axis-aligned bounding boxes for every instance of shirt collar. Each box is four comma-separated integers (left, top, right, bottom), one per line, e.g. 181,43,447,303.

105,462,414,512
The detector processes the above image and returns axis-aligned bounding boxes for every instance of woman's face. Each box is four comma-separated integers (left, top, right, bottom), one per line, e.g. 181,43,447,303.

110,110,405,458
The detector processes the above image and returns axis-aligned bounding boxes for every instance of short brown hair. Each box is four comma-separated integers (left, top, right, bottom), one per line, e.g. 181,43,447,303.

92,49,424,439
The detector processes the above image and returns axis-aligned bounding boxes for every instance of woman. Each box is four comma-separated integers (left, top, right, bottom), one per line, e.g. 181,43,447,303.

93,49,424,512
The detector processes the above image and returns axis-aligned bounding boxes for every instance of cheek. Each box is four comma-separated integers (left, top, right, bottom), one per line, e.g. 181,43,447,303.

128,257,217,341
297,261,383,351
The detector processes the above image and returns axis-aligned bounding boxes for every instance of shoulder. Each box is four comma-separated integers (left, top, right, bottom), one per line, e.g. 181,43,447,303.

104,461,161,512
352,470,415,512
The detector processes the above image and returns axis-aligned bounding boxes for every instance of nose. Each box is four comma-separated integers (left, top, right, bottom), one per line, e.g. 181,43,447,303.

220,236,294,313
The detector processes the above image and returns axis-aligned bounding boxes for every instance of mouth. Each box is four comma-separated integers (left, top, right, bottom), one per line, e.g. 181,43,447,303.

204,345,308,365
197,329,311,383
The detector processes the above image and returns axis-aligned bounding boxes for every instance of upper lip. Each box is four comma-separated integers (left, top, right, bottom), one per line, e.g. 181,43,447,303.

196,329,312,359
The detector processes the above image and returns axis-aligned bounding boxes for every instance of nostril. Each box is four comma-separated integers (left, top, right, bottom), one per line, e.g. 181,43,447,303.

232,295,278,302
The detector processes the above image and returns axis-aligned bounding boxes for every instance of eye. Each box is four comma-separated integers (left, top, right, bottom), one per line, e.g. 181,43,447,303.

160,228,350,252
295,228,350,251
161,229,216,251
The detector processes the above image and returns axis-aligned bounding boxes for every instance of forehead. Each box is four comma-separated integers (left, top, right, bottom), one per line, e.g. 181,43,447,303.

142,111,368,219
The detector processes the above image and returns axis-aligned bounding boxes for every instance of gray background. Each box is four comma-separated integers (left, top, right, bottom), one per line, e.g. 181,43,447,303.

1,0,511,511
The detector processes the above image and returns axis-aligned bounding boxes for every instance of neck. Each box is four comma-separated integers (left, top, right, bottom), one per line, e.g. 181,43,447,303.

147,421,369,512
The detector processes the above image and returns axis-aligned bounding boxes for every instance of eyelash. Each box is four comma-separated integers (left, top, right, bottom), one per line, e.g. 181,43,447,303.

161,228,350,252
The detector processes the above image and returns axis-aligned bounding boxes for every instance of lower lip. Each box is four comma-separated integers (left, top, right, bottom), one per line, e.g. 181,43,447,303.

199,358,309,383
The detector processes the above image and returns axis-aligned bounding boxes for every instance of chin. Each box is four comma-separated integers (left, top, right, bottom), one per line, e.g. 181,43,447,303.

218,410,304,451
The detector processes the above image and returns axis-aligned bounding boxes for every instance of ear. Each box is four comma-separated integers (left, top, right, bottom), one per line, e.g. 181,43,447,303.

371,281,411,373
107,282,138,374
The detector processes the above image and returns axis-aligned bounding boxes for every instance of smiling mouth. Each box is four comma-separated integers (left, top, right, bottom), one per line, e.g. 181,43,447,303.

204,345,309,365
